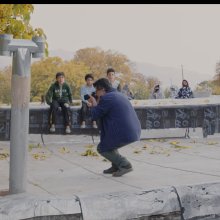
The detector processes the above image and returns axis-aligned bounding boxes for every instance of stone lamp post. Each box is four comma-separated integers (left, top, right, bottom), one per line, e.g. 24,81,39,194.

0,34,45,194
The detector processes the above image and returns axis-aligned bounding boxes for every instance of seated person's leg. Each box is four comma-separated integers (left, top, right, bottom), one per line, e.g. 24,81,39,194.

80,102,88,128
50,100,60,132
60,102,71,133
92,120,98,129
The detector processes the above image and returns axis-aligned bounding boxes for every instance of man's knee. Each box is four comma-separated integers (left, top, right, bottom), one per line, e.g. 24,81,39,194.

97,144,105,155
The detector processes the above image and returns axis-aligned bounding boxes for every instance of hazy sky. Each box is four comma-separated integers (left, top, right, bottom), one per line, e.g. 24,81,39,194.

30,4,220,78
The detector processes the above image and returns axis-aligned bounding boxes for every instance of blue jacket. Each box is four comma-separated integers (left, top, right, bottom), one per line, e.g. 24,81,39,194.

91,89,141,152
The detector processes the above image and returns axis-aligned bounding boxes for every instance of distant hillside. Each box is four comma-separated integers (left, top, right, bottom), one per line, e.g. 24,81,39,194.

134,62,214,90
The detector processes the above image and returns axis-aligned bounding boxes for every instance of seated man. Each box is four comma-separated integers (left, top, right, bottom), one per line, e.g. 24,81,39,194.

80,73,97,128
45,72,72,134
106,68,121,92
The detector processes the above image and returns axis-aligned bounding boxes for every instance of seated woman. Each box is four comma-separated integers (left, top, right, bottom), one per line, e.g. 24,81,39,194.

176,79,194,99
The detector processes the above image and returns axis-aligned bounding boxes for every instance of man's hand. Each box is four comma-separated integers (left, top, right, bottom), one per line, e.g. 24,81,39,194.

87,102,92,107
89,96,98,107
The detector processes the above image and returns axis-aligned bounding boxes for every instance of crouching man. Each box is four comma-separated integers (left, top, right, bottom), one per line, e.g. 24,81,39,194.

88,78,141,177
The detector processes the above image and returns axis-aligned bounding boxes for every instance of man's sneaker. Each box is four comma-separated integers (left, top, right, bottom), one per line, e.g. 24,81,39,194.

50,124,55,133
80,123,86,129
103,166,118,174
65,125,71,134
92,122,98,129
112,165,133,177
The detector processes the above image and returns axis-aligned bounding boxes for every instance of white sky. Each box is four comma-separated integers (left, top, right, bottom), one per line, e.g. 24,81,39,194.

30,4,220,78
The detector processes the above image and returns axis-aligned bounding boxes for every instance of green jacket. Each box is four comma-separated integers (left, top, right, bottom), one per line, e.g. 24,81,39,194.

45,81,72,105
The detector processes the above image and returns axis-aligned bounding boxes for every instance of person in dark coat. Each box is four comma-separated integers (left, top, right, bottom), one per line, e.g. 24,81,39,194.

88,78,141,177
175,79,193,138
175,79,193,99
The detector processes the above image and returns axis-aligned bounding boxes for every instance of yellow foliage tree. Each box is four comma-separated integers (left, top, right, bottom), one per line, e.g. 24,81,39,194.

0,4,48,55
0,67,12,104
74,47,133,83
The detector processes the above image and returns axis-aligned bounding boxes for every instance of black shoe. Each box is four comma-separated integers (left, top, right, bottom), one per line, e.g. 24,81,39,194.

103,166,118,174
112,165,133,177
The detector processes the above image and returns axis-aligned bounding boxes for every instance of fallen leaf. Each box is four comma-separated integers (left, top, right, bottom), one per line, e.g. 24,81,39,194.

170,141,180,145
81,149,98,157
58,147,70,154
0,152,9,160
133,150,142,154
207,141,218,145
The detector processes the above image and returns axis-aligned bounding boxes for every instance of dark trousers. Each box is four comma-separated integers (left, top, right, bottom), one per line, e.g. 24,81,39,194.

80,101,90,122
97,144,132,169
49,100,70,126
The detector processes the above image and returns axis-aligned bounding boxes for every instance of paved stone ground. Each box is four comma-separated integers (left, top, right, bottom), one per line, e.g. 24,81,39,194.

1,128,220,198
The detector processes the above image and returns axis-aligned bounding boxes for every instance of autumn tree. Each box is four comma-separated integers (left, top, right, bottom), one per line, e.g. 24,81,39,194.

73,47,133,83
129,72,150,99
0,4,48,55
0,66,12,104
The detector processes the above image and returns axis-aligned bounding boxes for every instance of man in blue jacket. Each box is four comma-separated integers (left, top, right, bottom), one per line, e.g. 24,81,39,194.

88,78,141,177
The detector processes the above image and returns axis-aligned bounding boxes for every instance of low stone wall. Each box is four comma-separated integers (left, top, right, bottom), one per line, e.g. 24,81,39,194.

1,182,220,220
1,97,220,140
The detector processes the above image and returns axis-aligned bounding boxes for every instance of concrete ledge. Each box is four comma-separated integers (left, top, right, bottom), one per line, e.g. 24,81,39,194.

0,193,82,220
79,187,181,220
1,182,220,220
177,182,220,220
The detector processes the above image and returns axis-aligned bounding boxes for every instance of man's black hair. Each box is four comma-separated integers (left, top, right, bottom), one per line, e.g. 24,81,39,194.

106,68,115,75
93,78,113,92
85,73,94,81
56,72,65,78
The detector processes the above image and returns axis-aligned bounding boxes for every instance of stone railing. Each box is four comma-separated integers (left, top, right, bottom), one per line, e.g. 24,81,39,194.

0,96,220,140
